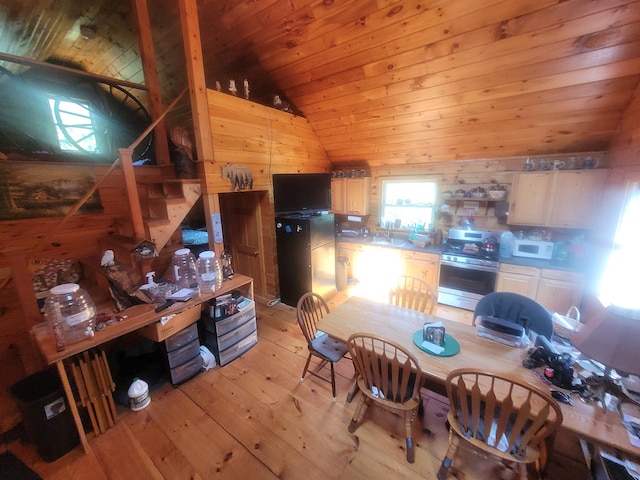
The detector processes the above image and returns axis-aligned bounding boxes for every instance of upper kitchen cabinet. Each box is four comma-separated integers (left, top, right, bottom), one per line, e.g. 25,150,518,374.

331,177,371,215
508,170,605,228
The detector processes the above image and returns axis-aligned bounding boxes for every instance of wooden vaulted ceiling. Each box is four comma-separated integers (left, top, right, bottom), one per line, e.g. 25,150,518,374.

1,0,639,166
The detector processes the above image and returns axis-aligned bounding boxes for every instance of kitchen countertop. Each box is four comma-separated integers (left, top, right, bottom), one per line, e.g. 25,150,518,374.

497,254,584,272
336,234,584,272
336,234,443,255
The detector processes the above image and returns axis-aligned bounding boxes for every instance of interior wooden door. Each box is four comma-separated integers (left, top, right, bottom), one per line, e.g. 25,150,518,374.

219,191,266,298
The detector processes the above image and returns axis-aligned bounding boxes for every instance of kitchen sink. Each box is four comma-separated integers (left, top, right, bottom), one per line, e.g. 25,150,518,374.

371,237,410,247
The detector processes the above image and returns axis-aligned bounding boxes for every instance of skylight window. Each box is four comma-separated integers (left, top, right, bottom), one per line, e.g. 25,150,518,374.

48,97,98,153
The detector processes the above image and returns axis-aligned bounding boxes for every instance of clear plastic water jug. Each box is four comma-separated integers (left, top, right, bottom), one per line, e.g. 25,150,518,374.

44,283,96,346
499,230,515,258
171,248,198,289
196,251,223,293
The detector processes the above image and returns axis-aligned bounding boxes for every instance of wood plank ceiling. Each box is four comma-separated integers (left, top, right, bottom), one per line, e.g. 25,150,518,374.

1,0,639,166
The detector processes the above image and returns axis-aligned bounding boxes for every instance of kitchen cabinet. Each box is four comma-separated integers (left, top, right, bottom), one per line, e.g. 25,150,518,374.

336,242,359,280
336,241,403,297
331,178,346,213
548,171,605,228
508,170,606,228
331,177,371,215
496,263,539,298
496,263,584,314
536,268,584,315
402,250,439,294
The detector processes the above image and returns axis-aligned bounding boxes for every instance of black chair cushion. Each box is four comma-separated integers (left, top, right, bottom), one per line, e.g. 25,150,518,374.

474,292,553,340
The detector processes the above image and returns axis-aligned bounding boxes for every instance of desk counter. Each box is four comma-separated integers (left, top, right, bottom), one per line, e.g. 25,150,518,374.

30,274,253,454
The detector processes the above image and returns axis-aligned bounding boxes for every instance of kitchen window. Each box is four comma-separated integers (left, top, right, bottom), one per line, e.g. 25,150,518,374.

380,178,437,230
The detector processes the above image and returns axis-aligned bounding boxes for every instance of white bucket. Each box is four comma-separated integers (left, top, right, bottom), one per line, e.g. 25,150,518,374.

127,378,150,411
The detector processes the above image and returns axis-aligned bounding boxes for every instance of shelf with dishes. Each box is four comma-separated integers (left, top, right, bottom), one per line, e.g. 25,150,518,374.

440,188,508,216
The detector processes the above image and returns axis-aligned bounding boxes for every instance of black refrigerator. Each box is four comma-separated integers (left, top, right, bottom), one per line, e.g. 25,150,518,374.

275,213,336,307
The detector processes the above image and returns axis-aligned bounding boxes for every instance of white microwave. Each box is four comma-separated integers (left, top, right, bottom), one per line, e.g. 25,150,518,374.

512,239,554,260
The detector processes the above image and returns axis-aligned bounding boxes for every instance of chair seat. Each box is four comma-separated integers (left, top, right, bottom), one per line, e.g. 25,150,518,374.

311,333,348,362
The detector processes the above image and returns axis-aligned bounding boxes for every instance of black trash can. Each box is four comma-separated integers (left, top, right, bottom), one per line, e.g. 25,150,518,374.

10,367,79,462
336,256,350,292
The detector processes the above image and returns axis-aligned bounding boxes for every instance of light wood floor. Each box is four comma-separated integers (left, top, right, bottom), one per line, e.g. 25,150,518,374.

3,290,589,479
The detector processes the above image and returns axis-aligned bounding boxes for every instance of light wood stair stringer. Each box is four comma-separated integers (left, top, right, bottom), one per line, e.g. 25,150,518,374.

144,178,202,252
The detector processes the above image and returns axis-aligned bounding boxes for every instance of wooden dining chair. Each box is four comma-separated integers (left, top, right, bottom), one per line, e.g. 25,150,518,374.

296,292,348,402
346,333,424,463
437,368,563,480
389,275,437,314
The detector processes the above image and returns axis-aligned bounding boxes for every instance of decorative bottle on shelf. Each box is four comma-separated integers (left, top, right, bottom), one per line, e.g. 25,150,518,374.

44,283,96,347
196,251,223,293
171,248,198,289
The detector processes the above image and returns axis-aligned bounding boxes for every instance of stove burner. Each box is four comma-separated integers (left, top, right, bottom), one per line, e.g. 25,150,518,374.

442,241,499,262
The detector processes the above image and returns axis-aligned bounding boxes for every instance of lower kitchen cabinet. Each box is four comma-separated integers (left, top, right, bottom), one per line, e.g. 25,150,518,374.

336,241,439,297
495,263,539,298
402,250,439,294
536,268,585,315
496,263,584,314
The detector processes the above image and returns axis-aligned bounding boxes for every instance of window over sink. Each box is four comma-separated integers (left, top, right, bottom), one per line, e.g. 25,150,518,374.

380,178,437,230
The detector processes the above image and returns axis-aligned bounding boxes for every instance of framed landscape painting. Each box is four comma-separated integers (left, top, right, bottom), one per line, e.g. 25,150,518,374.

0,161,103,220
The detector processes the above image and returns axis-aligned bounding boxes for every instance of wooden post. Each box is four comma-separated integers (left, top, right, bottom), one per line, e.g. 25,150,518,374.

177,0,216,170
118,148,146,242
131,0,171,166
178,0,224,254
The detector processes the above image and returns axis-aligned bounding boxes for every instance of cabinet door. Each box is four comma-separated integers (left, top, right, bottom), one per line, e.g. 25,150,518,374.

496,264,539,297
508,172,554,225
331,178,346,213
536,269,584,313
496,272,538,297
336,242,358,279
353,245,402,299
345,177,371,215
548,170,606,228
402,251,439,294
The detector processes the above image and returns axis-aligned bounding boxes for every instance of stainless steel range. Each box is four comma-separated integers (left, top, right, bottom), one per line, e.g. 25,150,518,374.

438,229,499,311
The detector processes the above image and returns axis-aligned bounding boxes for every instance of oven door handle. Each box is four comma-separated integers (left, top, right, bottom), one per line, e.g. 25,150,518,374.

440,258,498,273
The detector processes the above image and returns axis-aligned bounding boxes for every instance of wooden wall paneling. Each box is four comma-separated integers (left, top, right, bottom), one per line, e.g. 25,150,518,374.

311,76,638,135
294,4,640,107
609,81,640,168
271,0,502,88
202,88,330,298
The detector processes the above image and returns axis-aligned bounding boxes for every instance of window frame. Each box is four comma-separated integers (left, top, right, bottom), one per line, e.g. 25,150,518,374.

379,176,440,232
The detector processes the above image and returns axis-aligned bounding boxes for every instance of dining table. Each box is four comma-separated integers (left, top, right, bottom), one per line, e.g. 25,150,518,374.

317,295,640,460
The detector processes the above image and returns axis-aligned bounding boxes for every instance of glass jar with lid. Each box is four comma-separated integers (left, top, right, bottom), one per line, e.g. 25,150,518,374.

171,248,198,289
44,283,96,346
196,251,223,293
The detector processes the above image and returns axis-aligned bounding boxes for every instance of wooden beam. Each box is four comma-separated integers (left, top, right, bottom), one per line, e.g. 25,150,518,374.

118,148,146,242
178,0,216,169
0,51,147,91
131,0,171,166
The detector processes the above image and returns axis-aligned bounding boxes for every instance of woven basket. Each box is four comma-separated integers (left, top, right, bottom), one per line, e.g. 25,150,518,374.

488,190,506,200
552,306,581,339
